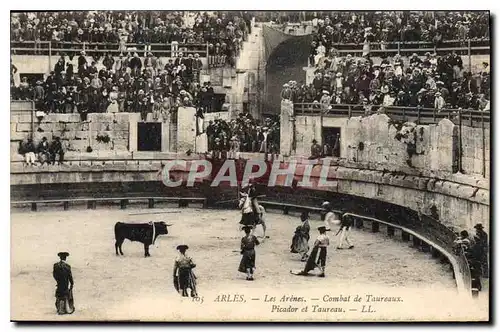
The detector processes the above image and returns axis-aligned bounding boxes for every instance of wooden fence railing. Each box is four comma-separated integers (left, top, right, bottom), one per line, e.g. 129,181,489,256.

11,40,210,58
293,103,490,128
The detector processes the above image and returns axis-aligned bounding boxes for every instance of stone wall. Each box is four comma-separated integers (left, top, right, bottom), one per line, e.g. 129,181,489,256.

10,155,489,234
176,107,197,152
343,114,457,174
10,109,189,157
290,113,488,179
294,115,322,156
10,111,134,156
280,100,294,156
461,126,490,178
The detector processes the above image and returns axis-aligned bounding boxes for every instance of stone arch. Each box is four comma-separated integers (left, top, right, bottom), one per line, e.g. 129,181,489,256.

263,33,312,115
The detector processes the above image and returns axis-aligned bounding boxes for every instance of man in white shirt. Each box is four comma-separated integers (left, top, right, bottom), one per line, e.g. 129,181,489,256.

321,201,340,231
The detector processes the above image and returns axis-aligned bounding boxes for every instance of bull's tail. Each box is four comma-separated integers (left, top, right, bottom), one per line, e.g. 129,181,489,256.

114,222,123,240
114,222,123,255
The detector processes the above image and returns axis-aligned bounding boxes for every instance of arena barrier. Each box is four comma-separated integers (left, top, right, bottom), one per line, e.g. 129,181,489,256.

10,152,478,298
10,189,472,297
11,196,207,211
255,186,472,297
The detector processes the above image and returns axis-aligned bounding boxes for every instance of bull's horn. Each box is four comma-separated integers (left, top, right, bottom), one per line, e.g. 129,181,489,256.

165,223,173,226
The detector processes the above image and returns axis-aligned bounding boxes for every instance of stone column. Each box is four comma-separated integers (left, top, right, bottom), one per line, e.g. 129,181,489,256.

280,99,294,156
129,118,138,152
196,133,208,153
161,121,170,152
177,107,196,152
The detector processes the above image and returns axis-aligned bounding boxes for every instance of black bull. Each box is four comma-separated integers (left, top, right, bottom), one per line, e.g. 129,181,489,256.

114,221,171,257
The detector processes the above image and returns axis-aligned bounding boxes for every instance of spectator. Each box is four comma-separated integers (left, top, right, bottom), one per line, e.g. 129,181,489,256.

19,138,37,166
454,230,473,254
309,139,321,160
37,136,50,165
472,223,488,278
434,91,445,111
229,135,240,159
49,136,65,165
281,83,292,101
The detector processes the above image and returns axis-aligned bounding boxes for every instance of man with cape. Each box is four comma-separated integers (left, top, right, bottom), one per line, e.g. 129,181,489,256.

53,252,75,315
173,245,198,297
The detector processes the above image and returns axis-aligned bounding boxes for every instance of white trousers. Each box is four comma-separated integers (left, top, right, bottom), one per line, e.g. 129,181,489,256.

25,152,36,164
338,227,352,248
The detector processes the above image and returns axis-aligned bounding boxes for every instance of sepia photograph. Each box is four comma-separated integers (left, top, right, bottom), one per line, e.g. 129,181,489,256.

9,8,491,323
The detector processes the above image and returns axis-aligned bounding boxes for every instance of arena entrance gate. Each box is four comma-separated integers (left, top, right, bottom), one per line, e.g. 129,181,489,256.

137,122,162,152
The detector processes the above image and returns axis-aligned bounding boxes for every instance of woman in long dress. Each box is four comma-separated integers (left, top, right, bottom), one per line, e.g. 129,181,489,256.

238,226,260,280
290,211,311,261
173,245,198,297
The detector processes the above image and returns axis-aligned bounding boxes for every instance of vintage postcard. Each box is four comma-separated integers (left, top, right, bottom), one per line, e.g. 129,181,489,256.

10,10,490,322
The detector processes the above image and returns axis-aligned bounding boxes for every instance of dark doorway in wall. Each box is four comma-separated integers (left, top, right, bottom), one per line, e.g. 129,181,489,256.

137,122,162,151
211,93,226,112
322,127,341,157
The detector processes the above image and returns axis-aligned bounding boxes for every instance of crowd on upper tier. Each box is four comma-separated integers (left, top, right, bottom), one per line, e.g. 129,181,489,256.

281,52,490,112
277,11,489,44
11,11,252,61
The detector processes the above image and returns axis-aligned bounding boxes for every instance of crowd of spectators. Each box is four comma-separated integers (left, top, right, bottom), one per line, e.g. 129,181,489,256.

11,50,224,122
18,136,65,166
306,11,489,47
282,52,490,112
206,111,280,158
11,11,252,66
453,223,489,294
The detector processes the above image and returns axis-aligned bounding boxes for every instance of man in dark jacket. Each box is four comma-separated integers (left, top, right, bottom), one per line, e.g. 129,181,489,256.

53,252,74,315
50,137,65,165
37,136,51,165
472,223,489,279
309,139,322,160
77,51,88,77
20,138,37,166
130,53,143,77
206,120,215,152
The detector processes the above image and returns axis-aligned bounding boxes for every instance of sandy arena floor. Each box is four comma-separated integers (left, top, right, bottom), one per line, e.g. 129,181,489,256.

11,205,489,322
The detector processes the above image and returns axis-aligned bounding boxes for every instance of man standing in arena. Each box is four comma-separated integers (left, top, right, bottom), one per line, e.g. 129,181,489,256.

239,182,262,228
238,226,260,281
173,245,198,297
321,201,340,231
53,252,75,315
336,213,354,249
